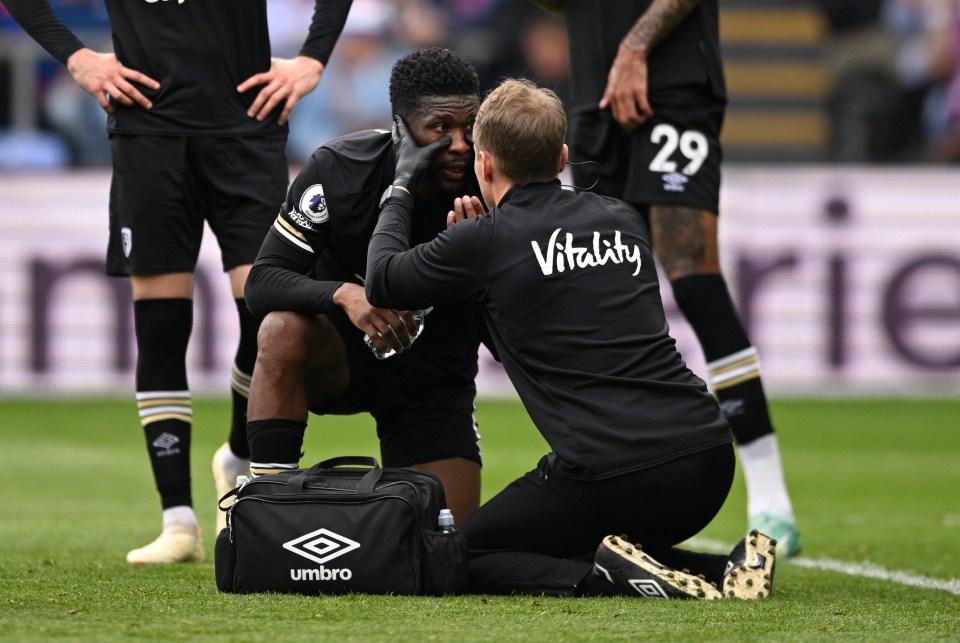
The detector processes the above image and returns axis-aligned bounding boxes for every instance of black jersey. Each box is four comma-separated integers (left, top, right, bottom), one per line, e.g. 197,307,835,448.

564,0,726,111
3,0,351,136
367,181,732,479
246,129,484,387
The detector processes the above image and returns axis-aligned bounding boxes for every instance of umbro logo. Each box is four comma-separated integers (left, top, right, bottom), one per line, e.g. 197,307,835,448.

662,172,688,192
629,578,670,598
720,398,746,417
151,432,179,450
594,562,670,598
282,528,360,565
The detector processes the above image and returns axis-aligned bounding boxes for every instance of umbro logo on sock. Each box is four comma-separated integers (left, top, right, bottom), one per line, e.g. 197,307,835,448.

151,432,181,456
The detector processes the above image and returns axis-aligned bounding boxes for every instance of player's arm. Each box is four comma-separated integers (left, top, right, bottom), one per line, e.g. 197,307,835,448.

3,0,159,114
366,193,488,312
238,0,353,125
243,228,339,319
244,227,419,355
244,149,346,318
600,0,700,132
366,117,488,310
244,147,419,353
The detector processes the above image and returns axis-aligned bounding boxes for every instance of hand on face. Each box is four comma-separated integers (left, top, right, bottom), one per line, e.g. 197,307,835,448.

392,116,451,191
398,95,479,195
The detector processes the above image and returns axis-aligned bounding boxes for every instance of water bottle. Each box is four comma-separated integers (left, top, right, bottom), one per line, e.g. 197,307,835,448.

438,508,456,534
363,308,432,359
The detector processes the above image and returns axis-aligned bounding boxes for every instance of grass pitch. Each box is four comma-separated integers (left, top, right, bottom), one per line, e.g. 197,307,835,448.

1,398,958,641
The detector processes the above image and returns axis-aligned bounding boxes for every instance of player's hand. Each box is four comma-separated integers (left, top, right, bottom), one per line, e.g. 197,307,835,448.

335,283,417,354
446,195,486,228
392,115,451,190
66,48,160,115
237,55,324,126
599,43,654,132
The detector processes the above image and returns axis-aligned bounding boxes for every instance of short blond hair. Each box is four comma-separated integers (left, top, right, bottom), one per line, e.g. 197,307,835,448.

473,78,566,185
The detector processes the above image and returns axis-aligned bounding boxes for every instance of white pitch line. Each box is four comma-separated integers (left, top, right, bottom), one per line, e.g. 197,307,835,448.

687,538,960,596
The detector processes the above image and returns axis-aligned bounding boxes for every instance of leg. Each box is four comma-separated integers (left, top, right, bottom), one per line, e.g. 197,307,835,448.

408,457,481,529
199,133,288,524
212,265,260,532
246,311,351,474
375,377,483,526
460,457,603,596
461,447,739,598
649,204,800,555
126,272,205,564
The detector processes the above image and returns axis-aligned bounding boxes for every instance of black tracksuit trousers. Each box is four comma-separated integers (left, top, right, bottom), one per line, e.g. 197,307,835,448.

460,444,736,596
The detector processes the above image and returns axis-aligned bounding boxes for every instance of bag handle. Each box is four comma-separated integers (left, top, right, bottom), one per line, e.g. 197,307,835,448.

287,456,383,494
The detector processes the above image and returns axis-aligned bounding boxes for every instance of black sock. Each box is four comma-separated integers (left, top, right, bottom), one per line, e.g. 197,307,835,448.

134,298,193,509
228,299,259,459
671,274,775,445
248,419,307,467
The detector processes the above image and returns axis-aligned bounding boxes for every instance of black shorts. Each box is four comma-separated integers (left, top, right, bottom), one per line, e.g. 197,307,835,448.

106,134,288,276
569,84,725,214
309,308,482,468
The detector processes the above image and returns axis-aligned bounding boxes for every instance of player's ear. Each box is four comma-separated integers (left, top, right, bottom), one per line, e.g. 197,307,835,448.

559,144,568,175
480,150,495,184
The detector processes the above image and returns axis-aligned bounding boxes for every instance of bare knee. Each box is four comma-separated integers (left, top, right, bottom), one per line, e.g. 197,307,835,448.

255,311,349,407
256,311,313,371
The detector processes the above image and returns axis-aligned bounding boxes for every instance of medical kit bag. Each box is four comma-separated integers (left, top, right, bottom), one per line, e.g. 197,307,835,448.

214,456,468,595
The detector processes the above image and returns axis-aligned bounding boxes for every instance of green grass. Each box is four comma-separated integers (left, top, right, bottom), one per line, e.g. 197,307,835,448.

1,398,959,641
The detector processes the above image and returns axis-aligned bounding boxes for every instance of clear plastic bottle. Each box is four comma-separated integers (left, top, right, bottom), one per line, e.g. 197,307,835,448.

438,508,456,534
363,308,431,359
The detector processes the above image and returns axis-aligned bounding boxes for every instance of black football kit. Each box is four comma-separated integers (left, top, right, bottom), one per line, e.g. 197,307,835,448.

245,129,485,466
563,0,727,213
4,0,354,275
367,180,734,594
3,0,352,135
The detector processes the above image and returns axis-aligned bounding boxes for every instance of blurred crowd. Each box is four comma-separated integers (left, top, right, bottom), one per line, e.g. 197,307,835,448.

819,0,960,162
1,0,959,167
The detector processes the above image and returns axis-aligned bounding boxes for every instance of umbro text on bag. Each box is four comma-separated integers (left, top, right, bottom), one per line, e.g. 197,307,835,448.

214,456,468,595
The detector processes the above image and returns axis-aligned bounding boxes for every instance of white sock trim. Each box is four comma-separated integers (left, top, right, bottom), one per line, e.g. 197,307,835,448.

162,505,198,530
250,462,299,471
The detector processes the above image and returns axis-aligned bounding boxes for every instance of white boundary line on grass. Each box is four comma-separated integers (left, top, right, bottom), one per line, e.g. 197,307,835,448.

688,538,960,596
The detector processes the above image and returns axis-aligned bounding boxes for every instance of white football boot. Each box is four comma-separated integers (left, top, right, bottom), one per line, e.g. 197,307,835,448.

126,523,204,565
